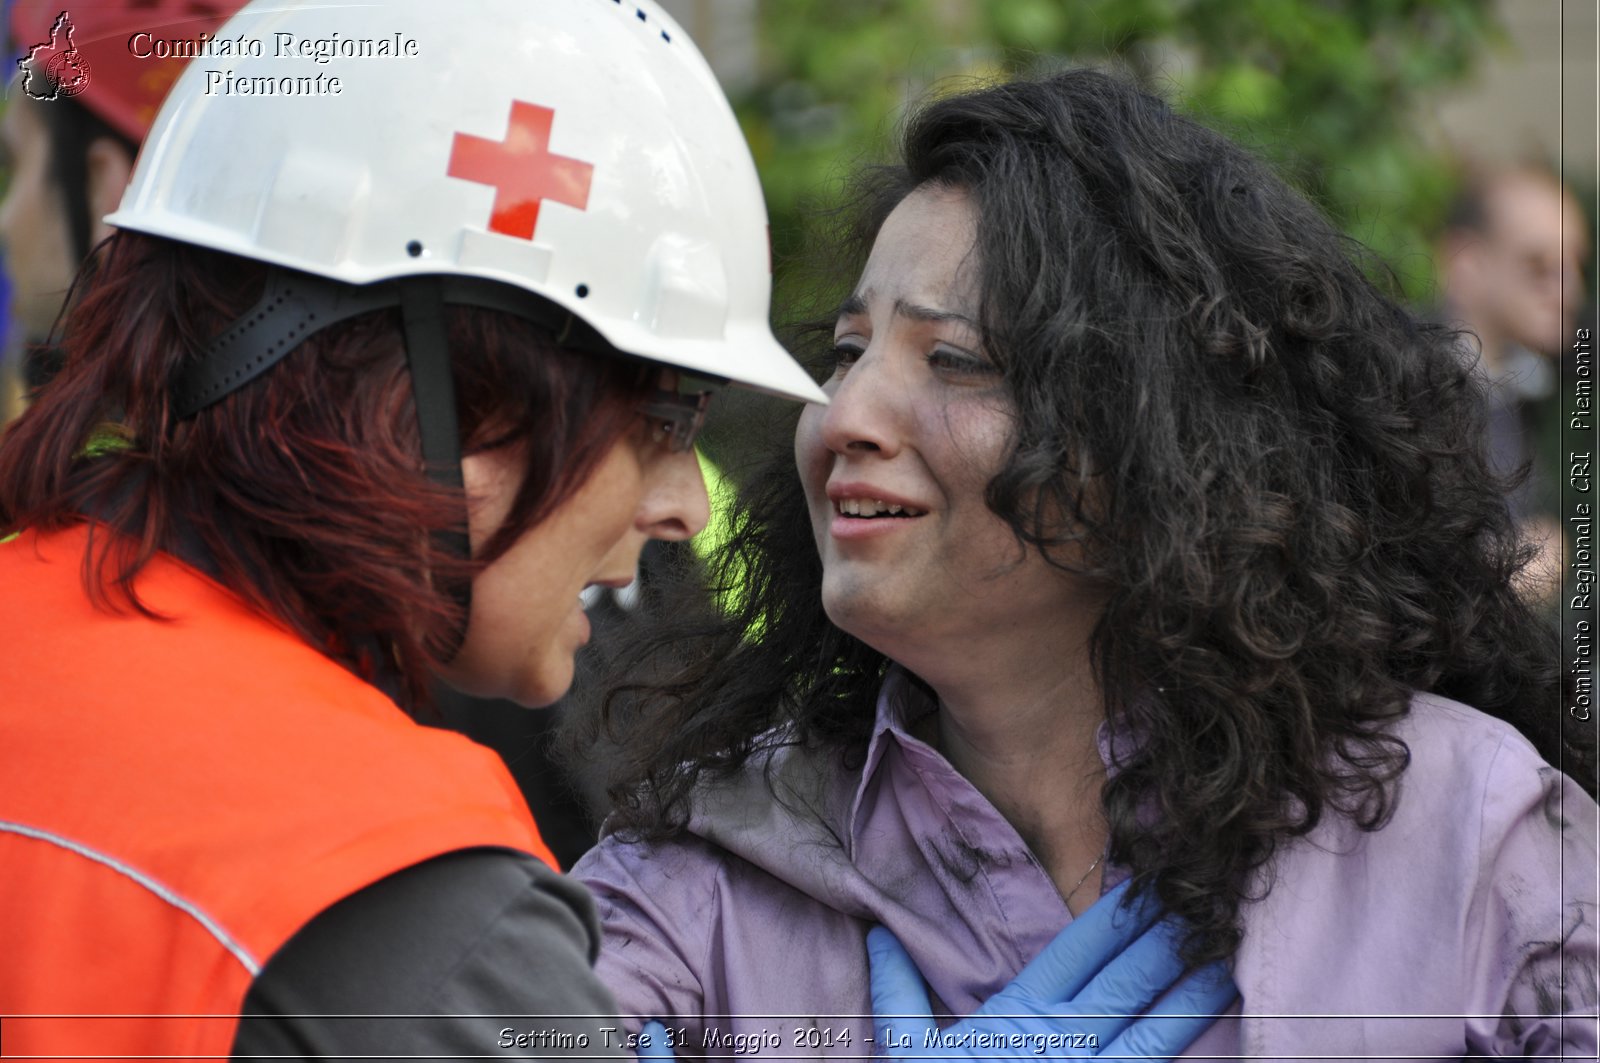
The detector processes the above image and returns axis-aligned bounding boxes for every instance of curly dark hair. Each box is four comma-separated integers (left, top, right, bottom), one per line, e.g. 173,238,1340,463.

591,69,1586,967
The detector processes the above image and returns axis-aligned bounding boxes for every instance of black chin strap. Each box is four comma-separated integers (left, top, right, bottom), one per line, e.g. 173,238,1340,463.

171,270,405,419
169,267,611,659
171,268,608,420
398,277,471,655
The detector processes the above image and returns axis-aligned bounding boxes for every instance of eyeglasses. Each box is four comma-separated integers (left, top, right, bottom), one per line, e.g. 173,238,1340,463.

637,387,713,453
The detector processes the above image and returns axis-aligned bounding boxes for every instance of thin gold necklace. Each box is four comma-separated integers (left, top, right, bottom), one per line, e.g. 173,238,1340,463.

919,711,1105,907
1064,853,1103,904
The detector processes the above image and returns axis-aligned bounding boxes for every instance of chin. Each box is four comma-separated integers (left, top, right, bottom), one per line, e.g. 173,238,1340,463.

437,659,573,710
505,681,571,710
821,589,908,655
507,662,576,709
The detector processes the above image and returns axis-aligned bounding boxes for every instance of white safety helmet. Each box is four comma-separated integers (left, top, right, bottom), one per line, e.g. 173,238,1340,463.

106,0,824,407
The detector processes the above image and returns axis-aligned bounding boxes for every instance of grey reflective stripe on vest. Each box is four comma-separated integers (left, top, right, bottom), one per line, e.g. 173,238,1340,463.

0,818,261,975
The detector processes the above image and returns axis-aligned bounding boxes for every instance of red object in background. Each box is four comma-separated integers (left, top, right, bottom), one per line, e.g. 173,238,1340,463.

8,1,249,142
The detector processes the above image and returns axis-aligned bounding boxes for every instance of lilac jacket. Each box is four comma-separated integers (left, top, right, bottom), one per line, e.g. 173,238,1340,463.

574,670,1598,1060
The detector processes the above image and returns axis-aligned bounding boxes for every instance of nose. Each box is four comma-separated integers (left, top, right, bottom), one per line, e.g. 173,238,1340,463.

817,349,903,458
636,447,710,541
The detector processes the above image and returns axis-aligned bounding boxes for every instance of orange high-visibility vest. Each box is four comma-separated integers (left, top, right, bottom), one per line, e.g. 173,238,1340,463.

0,525,556,1060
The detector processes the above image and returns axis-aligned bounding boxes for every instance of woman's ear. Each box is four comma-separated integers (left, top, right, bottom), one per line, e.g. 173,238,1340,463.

84,136,136,246
459,447,522,557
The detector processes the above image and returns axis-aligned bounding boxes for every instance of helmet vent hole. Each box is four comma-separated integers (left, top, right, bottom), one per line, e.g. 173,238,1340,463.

575,283,590,299
636,7,645,20
661,30,670,42
406,240,424,258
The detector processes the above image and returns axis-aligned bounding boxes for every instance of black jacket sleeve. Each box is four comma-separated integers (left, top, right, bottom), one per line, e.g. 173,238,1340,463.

230,847,628,1061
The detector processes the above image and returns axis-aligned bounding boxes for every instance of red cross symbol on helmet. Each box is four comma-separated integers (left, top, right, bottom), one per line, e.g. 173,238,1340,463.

447,100,594,241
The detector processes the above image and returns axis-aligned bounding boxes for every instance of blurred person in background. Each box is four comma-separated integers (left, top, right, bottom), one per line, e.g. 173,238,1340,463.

0,2,250,421
1435,163,1589,601
577,70,1597,1060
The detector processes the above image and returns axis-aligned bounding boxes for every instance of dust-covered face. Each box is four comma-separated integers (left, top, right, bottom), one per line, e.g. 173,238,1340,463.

794,185,1090,674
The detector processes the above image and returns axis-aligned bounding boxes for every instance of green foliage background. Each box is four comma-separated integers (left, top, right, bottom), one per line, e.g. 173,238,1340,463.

730,0,1503,311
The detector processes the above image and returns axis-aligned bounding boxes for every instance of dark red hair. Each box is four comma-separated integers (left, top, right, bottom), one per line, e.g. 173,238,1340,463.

0,232,654,710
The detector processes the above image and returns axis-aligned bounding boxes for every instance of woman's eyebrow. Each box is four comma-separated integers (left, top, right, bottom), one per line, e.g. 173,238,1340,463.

894,299,979,330
833,293,978,331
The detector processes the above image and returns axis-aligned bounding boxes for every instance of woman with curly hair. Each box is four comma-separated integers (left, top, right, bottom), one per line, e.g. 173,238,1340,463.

573,70,1598,1059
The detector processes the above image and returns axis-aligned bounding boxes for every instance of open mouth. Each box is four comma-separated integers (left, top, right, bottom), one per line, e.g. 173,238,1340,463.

835,499,928,518
581,575,640,609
